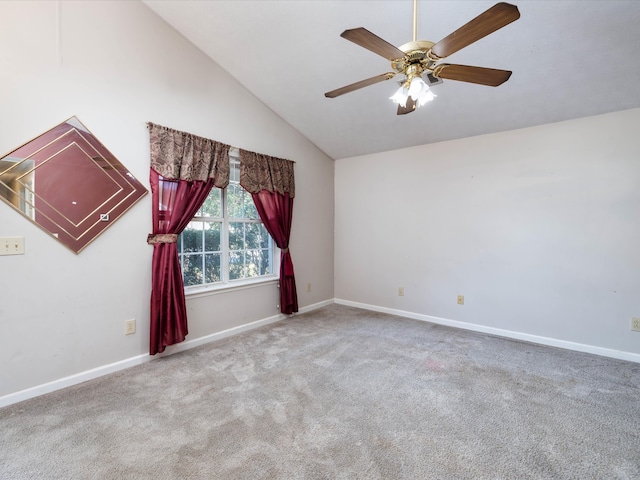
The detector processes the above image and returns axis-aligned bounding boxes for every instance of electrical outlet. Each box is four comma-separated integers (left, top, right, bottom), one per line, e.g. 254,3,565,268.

306,283,311,293
632,317,640,332
125,319,136,335
0,236,25,256
398,287,404,297
457,295,464,305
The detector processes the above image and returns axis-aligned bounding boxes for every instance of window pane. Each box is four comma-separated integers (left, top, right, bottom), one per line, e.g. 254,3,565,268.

182,253,203,286
229,222,244,250
245,223,262,249
245,249,267,278
229,161,240,183
204,253,221,284
258,224,271,249
243,191,259,219
200,188,222,218
182,222,203,253
204,222,221,252
229,251,245,280
259,249,271,275
227,184,244,218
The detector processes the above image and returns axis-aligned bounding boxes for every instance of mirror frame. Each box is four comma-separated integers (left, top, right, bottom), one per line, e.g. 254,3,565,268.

0,117,148,253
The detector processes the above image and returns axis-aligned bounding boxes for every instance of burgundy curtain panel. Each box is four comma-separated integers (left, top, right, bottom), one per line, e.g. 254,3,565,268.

252,190,298,314
147,123,229,355
239,150,298,314
148,174,214,354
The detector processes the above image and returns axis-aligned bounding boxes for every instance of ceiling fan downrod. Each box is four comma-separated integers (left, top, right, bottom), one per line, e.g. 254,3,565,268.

413,0,418,42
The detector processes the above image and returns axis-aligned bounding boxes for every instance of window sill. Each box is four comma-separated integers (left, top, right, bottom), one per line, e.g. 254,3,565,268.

184,276,279,300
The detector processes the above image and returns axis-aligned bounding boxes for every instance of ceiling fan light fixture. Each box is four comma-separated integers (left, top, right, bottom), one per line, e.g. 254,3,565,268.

409,76,436,107
389,84,410,108
408,76,427,100
390,76,435,110
417,88,436,107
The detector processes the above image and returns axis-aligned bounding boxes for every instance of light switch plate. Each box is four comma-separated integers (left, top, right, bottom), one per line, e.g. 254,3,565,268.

0,236,25,255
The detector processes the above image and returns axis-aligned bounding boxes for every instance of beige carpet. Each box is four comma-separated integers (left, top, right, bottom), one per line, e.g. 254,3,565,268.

1,304,639,479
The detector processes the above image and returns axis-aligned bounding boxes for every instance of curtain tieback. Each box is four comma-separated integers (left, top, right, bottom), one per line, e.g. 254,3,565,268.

147,233,178,244
281,247,289,253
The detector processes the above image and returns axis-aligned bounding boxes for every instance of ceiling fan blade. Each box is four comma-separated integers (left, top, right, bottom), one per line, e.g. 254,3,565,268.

341,28,406,61
325,72,396,98
397,97,416,115
432,64,512,86
430,3,520,59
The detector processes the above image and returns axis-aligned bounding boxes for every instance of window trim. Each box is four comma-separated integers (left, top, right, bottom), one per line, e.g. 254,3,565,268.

184,274,280,299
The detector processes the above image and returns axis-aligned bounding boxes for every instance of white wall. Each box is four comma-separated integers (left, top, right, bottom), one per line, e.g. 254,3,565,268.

336,108,640,359
0,0,334,400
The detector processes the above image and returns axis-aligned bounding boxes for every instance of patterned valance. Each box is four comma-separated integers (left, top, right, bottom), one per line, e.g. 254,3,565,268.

148,122,230,187
239,150,295,197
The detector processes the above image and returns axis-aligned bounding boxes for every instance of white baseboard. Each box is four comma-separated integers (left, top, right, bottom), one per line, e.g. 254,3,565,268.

297,298,335,314
335,298,640,364
0,299,332,409
160,313,287,356
7,296,634,409
0,354,152,409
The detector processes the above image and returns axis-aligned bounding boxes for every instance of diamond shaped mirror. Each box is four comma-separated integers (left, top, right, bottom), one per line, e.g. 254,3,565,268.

0,117,147,253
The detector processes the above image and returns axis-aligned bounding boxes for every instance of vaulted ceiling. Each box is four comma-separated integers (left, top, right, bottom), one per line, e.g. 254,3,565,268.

143,1,640,160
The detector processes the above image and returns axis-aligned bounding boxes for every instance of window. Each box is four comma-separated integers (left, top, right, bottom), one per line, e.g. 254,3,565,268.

177,155,276,289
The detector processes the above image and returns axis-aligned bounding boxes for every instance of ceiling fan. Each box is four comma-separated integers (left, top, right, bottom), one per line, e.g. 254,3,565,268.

324,1,520,115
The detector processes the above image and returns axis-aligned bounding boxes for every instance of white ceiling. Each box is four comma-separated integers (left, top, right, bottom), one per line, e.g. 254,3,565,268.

142,0,640,160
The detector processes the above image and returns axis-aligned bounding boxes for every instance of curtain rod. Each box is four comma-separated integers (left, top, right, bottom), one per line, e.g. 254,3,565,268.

145,121,296,163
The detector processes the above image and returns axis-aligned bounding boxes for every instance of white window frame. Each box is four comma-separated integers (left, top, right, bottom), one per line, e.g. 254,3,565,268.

179,152,279,297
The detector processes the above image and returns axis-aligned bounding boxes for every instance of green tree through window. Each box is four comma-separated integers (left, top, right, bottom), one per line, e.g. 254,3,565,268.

177,157,275,288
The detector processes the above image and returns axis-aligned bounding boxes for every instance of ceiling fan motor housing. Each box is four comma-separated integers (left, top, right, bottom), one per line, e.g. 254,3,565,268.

392,40,437,82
